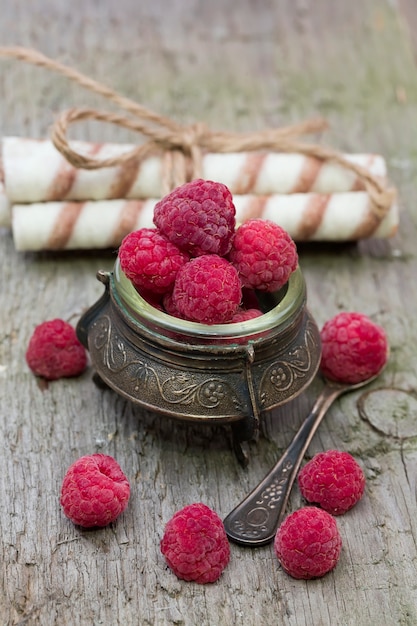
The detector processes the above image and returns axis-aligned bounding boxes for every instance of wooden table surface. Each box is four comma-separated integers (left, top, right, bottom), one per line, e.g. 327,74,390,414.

1,1,417,625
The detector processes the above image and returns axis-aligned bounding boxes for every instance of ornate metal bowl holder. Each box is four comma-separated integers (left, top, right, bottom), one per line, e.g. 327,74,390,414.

77,261,321,465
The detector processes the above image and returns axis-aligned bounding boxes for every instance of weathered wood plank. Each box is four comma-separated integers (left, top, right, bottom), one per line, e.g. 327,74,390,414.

1,1,417,625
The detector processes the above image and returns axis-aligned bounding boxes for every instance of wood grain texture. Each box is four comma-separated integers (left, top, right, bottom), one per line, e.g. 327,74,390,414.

1,1,417,625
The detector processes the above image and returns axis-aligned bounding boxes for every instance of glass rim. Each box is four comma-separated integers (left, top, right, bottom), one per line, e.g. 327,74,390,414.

112,258,306,339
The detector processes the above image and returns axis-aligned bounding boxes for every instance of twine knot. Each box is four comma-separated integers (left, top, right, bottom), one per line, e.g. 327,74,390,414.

0,45,397,218
178,121,209,153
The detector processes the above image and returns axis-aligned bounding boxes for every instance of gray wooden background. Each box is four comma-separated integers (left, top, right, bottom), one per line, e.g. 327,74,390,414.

1,1,417,625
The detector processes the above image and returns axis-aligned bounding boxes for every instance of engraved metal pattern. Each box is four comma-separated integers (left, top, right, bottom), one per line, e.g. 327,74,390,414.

259,322,318,407
91,315,243,414
227,460,293,540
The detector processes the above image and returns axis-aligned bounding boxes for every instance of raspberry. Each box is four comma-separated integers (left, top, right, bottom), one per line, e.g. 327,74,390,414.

162,291,184,318
274,507,342,579
153,179,236,257
298,450,365,515
26,319,87,381
320,312,388,384
160,503,230,584
230,308,263,323
229,219,298,292
135,286,164,310
172,255,242,324
119,228,189,294
60,454,130,528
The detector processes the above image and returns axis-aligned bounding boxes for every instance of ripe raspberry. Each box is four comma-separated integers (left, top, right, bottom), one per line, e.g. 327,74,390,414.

135,286,163,310
153,179,236,257
298,450,366,515
229,219,298,292
274,507,342,579
162,291,185,318
172,255,242,324
230,308,263,323
320,312,388,384
160,503,230,584
119,228,189,294
26,319,87,381
60,454,130,528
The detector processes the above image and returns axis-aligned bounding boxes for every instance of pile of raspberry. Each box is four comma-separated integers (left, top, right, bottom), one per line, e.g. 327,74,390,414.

118,179,298,325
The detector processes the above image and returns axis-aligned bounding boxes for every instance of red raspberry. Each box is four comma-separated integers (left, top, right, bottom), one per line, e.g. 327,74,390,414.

230,308,263,323
274,507,342,579
172,255,242,324
162,291,185,318
160,503,230,584
26,319,87,381
119,228,189,294
153,179,236,257
229,219,298,292
298,450,365,515
320,312,388,384
135,286,164,310
60,454,130,528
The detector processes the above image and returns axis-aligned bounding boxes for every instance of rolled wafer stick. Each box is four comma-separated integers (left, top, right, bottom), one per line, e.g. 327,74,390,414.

12,199,156,251
2,138,162,207
11,192,399,252
1,137,387,216
233,192,399,241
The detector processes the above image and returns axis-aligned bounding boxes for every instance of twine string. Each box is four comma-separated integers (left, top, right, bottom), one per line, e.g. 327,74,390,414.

0,46,396,218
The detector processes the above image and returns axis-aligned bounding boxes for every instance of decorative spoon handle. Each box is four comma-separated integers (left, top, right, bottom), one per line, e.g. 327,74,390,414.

223,383,344,546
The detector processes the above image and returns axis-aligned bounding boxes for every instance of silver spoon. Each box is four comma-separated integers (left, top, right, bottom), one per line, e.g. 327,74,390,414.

223,373,381,547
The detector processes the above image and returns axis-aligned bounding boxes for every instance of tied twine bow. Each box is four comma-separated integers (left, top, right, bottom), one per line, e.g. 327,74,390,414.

0,46,396,217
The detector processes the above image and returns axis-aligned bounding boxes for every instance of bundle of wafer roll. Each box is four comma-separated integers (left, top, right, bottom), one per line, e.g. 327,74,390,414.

0,47,399,252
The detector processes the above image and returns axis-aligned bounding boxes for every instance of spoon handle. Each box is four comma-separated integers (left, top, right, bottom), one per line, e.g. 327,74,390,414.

223,384,342,546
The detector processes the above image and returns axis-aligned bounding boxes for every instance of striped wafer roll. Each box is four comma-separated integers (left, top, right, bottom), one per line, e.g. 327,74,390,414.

2,136,387,206
233,192,399,241
12,199,156,251
11,192,399,252
2,138,162,208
